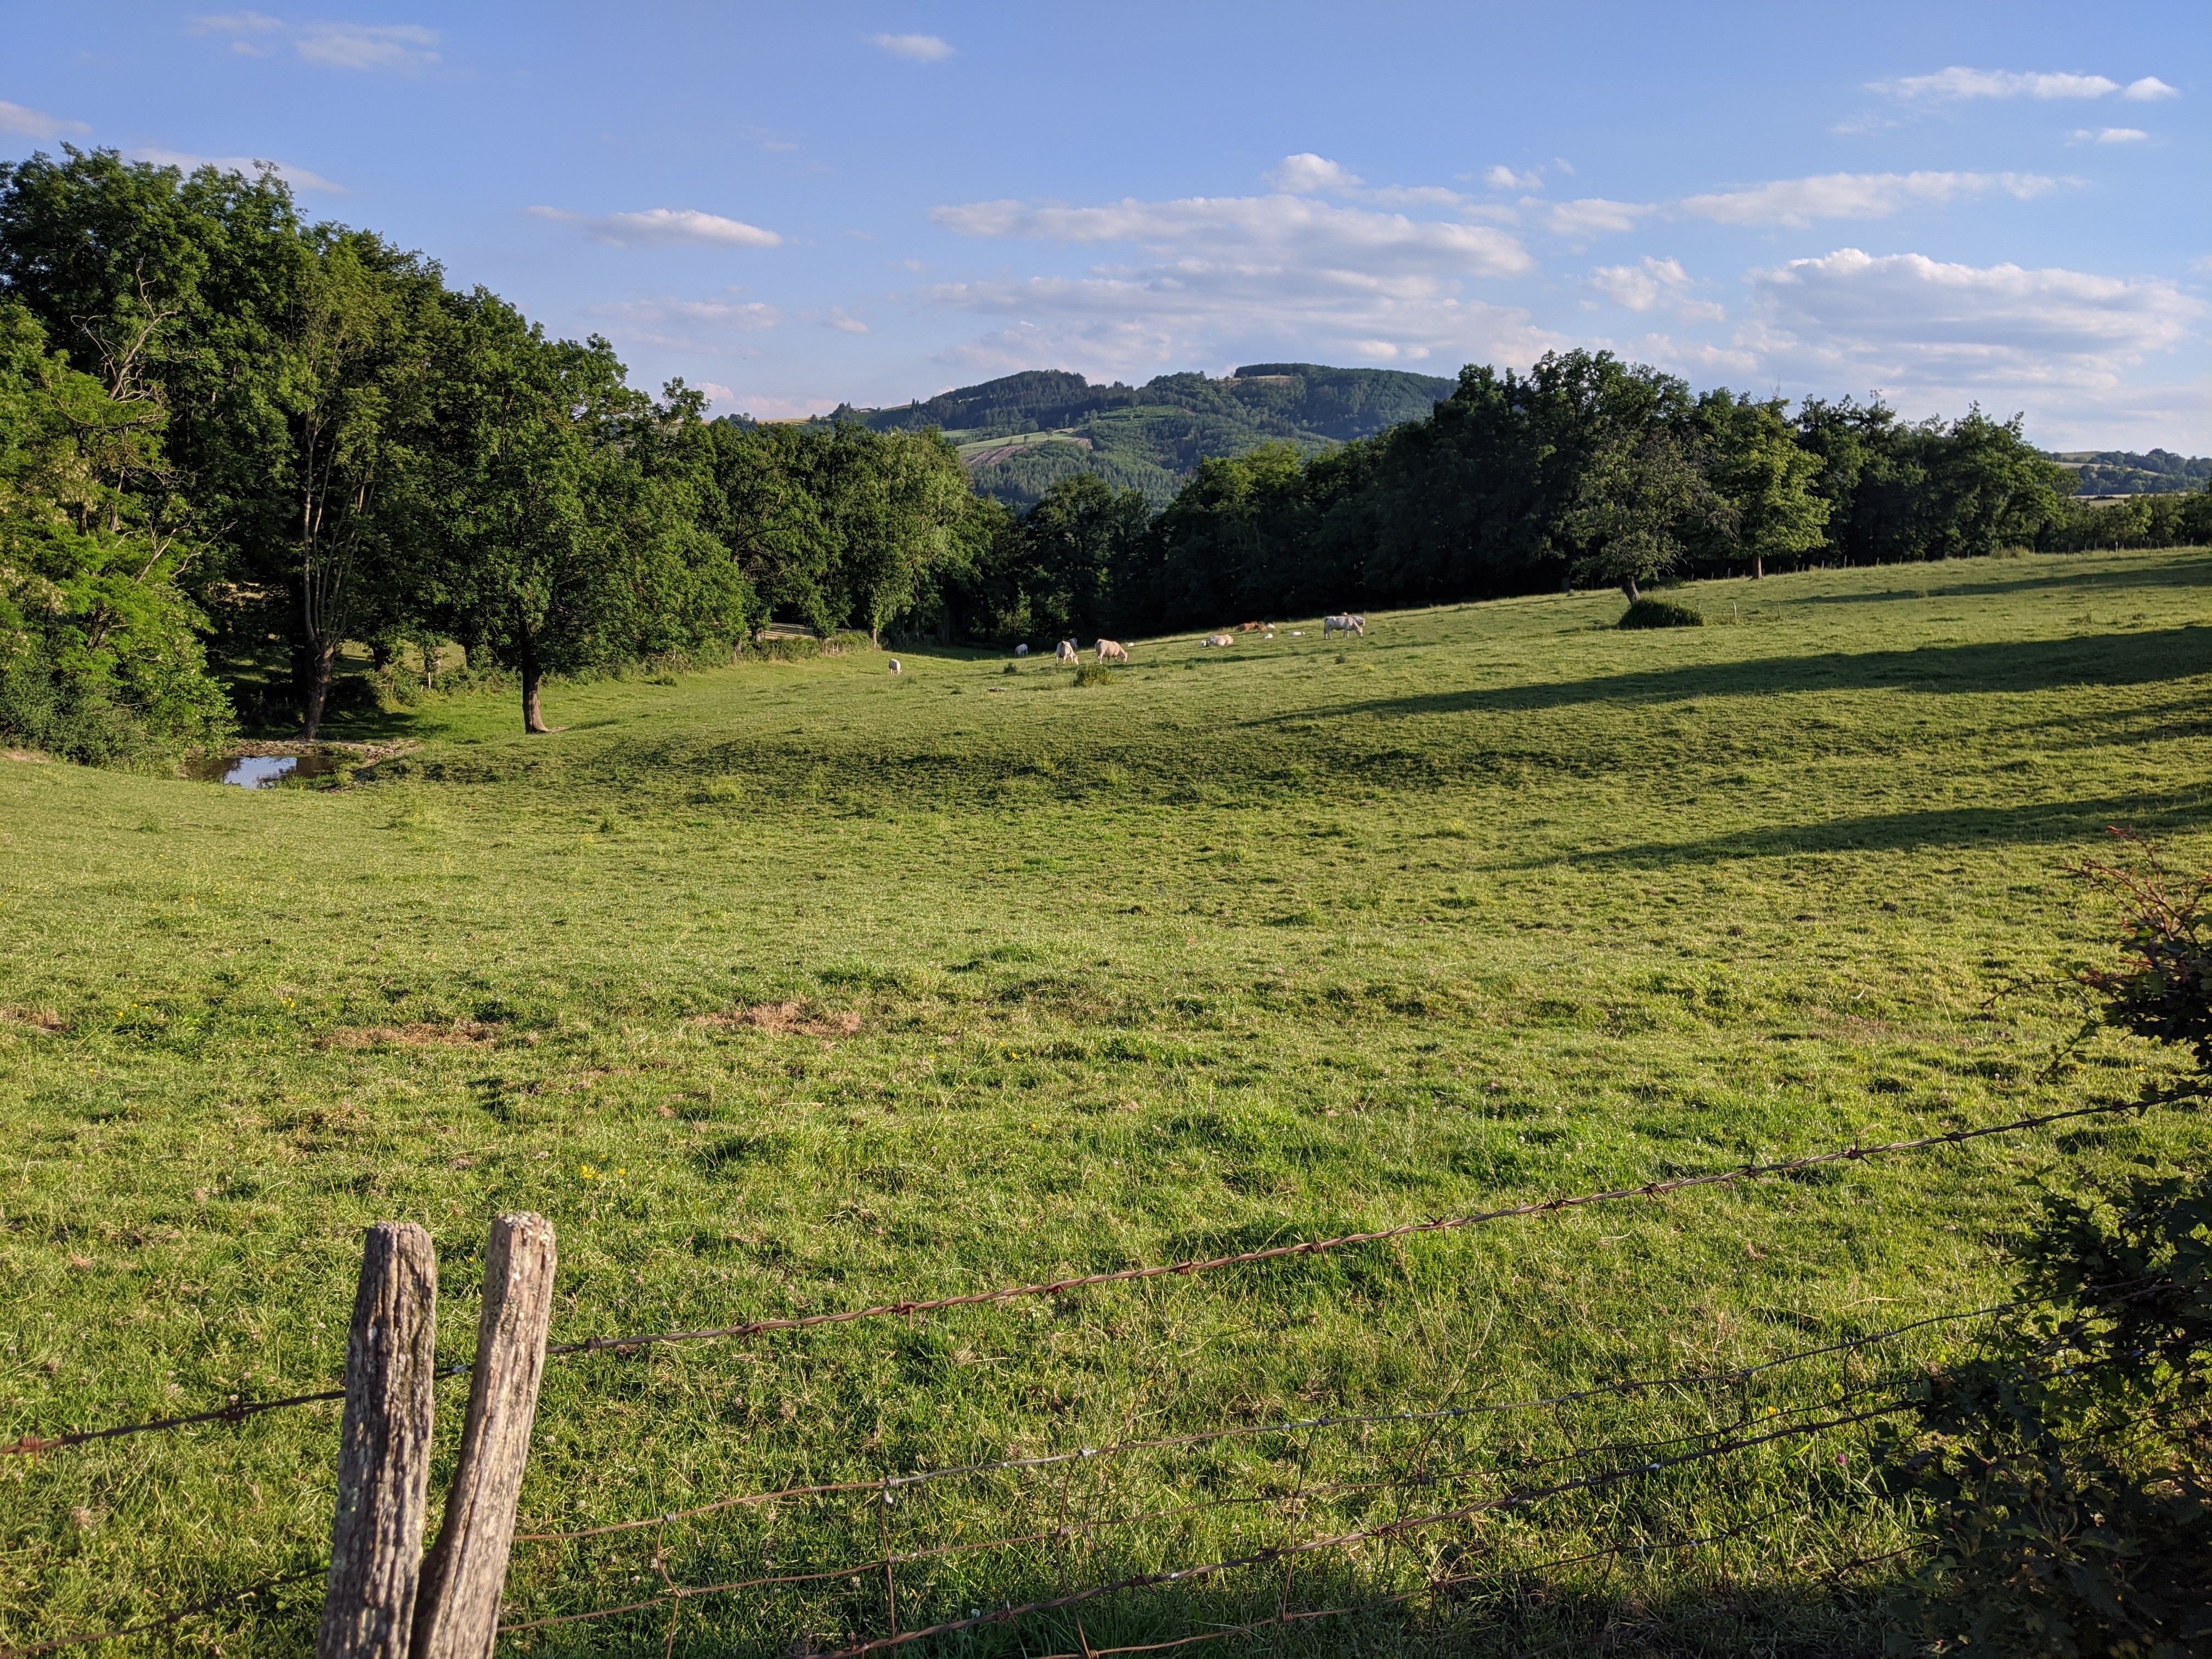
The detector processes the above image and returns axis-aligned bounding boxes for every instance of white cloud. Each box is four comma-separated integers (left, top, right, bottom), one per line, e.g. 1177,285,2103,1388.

188,14,440,70
126,147,345,192
1679,171,2055,228
933,193,1531,276
1267,153,1362,194
1544,198,1654,237
1482,164,1542,190
1746,248,2203,399
696,380,737,407
295,22,438,69
820,308,870,334
2124,76,2180,101
868,32,952,63
2072,127,2149,144
1590,256,1725,321
529,206,783,249
0,100,91,139
584,295,782,354
921,170,1555,377
1874,66,2122,101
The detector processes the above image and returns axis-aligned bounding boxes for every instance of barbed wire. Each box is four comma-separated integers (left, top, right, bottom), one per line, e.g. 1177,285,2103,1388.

514,1296,2008,1542
0,1567,320,1659
542,1098,2158,1361
503,1397,1906,1644
1,1387,346,1459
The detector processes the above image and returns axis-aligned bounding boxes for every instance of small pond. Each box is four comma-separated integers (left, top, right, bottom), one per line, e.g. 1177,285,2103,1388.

187,751,346,788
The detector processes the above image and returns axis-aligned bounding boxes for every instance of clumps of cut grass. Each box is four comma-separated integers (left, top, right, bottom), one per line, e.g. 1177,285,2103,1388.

689,776,744,804
690,1001,862,1037
1620,597,1705,629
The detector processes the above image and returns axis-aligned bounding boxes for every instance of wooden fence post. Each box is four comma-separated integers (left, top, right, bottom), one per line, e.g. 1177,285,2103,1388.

411,1212,557,1659
318,1222,439,1659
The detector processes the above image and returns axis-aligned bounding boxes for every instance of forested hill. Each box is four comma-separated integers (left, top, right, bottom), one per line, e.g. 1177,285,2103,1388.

2046,448,2212,496
819,364,1458,508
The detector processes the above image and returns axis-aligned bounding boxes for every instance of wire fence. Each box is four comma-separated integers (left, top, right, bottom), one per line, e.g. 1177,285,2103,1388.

1,1092,2180,1656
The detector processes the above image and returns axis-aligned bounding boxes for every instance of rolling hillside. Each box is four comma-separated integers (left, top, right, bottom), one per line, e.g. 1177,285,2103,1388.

824,363,1459,507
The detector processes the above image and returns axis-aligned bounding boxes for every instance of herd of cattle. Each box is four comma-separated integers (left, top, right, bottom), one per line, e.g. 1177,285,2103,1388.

984,616,1364,672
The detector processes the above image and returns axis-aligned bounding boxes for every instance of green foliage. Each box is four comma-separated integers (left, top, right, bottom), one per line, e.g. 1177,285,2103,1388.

2050,451,2211,498
2079,838,2212,1066
0,302,230,763
1879,1173,2211,1657
1618,596,1705,629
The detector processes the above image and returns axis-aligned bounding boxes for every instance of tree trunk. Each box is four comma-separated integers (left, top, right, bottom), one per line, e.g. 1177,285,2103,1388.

1619,576,1641,603
520,631,548,735
1751,555,1763,579
302,635,338,741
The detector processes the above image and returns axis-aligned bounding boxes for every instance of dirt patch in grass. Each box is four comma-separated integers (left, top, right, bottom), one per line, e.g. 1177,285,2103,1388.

691,1001,862,1037
1,1007,67,1032
317,1020,499,1049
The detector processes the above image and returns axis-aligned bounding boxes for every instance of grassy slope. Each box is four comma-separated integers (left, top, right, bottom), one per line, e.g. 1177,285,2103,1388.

2,549,2208,1656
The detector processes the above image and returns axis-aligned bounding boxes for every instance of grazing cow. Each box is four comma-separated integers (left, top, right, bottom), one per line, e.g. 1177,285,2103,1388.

1015,643,1029,656
1323,613,1365,638
1203,633,1235,648
887,659,901,675
1096,639,1128,663
1056,639,1079,663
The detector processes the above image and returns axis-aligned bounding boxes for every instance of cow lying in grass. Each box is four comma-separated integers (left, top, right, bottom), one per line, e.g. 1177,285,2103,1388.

1202,633,1234,647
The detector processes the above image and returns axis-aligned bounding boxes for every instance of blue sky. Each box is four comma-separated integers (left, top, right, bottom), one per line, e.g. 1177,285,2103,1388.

5,3,2206,447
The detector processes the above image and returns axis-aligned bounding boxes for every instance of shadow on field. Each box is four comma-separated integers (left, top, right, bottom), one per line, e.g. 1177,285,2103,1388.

536,1554,1904,1659
1292,625,2210,724
1776,551,2212,607
1518,791,2200,870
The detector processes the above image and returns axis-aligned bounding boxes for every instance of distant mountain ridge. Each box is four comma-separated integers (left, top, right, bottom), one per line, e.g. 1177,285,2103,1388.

820,363,1460,508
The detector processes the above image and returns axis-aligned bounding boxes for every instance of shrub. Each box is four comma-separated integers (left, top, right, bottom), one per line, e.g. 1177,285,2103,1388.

1002,662,1018,676
1880,837,2211,1657
1072,663,1119,687
1618,597,1705,629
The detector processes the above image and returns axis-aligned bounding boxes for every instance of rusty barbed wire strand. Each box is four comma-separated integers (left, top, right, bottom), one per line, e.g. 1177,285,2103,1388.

540,1098,2163,1362
503,1398,1906,1644
0,1567,321,1659
513,1296,2007,1542
0,1388,346,1458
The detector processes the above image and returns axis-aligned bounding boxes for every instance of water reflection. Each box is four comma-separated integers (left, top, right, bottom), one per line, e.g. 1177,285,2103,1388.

187,752,344,788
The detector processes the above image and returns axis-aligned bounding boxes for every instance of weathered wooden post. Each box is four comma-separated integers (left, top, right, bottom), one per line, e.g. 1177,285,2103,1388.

318,1222,439,1659
412,1212,557,1659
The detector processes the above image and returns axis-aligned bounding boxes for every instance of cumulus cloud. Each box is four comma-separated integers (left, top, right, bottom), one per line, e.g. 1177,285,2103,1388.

923,177,1558,376
0,100,91,139
1268,153,1363,194
2072,127,2149,144
584,295,781,354
2124,76,2180,101
1746,248,2203,404
1544,198,1654,238
821,308,870,334
1875,66,2122,101
1679,171,2055,228
126,146,345,192
1482,164,1543,190
1590,256,1725,321
869,32,952,62
190,13,441,70
529,206,783,249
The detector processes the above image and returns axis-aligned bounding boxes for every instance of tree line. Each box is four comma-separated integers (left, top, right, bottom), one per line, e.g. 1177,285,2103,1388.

3,149,2206,764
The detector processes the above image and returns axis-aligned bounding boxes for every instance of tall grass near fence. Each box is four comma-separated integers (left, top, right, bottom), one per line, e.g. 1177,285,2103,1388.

1,548,2208,1655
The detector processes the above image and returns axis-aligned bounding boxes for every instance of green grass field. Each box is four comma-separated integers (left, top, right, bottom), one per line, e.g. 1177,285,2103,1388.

3,549,2208,1657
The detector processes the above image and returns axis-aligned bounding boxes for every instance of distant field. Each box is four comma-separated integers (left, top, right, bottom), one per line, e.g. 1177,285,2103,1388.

3,549,2207,1656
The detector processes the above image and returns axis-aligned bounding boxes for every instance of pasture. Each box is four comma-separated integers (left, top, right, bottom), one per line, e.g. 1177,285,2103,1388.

3,547,2208,1656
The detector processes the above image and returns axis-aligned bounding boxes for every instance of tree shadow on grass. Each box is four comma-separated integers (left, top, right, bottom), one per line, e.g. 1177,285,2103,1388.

1504,792,2201,872
1269,626,2210,726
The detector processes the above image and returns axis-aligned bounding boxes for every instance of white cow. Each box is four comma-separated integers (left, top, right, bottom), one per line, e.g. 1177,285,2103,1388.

1015,643,1030,656
1323,613,1365,638
1096,639,1128,664
1203,633,1235,648
1056,639,1079,663
887,659,901,675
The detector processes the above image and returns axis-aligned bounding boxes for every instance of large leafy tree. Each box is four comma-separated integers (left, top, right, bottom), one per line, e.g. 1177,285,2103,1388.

0,303,229,761
424,294,751,733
